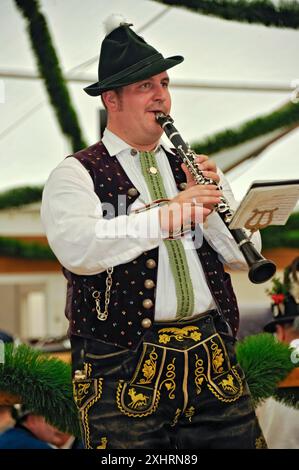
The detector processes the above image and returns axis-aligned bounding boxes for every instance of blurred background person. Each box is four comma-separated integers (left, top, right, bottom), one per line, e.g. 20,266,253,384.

256,257,299,449
0,406,15,435
0,405,76,449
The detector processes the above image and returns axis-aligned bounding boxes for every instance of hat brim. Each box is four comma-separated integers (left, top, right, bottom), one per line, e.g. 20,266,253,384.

84,55,184,96
263,316,297,333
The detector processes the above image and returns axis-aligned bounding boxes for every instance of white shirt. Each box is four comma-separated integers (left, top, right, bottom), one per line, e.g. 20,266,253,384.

257,397,299,449
41,129,261,320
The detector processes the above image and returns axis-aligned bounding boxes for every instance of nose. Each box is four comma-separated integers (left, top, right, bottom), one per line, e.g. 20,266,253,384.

153,84,166,103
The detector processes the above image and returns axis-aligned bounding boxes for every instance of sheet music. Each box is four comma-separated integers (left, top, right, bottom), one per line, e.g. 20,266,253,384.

228,182,299,230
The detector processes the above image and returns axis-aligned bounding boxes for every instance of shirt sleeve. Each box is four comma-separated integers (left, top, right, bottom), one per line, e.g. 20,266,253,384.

40,158,162,275
202,168,262,270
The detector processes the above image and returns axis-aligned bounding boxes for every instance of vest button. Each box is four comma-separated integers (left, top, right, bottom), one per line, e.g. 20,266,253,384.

146,259,156,269
179,182,187,190
142,299,153,309
148,166,158,175
130,148,138,156
127,187,138,197
141,318,152,328
144,279,155,289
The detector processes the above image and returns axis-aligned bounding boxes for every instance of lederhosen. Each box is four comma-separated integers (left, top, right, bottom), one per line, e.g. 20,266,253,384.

66,142,266,449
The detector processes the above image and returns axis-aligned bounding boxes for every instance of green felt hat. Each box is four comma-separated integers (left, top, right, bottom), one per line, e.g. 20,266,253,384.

84,17,184,96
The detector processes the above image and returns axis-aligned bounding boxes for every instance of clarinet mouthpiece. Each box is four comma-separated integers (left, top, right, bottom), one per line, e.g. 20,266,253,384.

155,113,173,127
155,112,166,119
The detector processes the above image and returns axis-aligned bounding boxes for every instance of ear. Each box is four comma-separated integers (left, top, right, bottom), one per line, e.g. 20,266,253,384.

102,90,119,111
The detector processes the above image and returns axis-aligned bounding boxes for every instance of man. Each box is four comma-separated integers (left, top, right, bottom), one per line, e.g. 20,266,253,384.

0,406,63,449
41,16,265,449
0,406,15,435
257,257,299,449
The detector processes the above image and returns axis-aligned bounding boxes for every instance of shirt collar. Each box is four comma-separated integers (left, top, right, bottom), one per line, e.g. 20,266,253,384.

102,128,175,156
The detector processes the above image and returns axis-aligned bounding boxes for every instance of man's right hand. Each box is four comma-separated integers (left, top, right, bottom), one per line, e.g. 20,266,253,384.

159,184,222,237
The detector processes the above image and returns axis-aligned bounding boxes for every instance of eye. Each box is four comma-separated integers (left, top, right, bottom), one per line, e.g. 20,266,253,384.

140,82,151,89
162,81,169,88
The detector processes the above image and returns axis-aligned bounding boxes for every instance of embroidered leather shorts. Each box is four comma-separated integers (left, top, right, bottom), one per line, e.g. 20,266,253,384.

71,310,267,449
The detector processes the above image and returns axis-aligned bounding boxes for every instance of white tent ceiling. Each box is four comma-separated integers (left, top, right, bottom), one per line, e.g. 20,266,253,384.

0,0,298,198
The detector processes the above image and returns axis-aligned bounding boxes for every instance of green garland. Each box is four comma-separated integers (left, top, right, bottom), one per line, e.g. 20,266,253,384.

1,343,80,436
193,101,299,156
236,333,295,407
261,212,299,249
0,334,297,437
14,0,87,152
155,0,299,29
2,100,299,211
0,237,55,260
273,387,299,410
0,186,43,210
0,211,297,261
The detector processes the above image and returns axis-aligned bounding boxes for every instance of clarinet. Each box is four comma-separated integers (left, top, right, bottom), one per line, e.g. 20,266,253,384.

156,112,276,284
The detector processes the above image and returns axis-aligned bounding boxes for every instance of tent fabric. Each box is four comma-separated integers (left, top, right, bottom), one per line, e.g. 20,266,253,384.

0,0,298,192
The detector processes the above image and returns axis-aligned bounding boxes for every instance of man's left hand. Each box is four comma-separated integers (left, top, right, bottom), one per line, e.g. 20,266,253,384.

181,154,219,189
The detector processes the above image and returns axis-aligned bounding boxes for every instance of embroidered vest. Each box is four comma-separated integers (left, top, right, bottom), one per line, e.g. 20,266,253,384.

63,142,239,349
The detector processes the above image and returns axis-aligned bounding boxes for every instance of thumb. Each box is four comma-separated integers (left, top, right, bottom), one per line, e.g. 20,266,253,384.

181,163,195,187
193,206,211,224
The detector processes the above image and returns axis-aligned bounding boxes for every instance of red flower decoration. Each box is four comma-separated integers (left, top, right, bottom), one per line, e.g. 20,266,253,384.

271,293,285,304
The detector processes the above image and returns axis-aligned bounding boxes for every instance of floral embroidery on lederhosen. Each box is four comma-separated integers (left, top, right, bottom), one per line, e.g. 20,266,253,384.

97,437,108,449
255,434,267,449
158,325,202,345
116,325,204,418
116,324,244,418
116,344,166,417
193,334,243,402
72,363,104,449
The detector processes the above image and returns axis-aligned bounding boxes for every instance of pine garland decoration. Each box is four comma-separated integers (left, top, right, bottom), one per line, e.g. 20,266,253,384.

0,343,81,436
0,186,43,210
273,387,299,409
0,213,297,261
2,101,299,211
0,334,297,436
155,0,299,29
261,212,299,249
193,101,299,156
236,332,295,406
14,0,87,152
0,237,55,260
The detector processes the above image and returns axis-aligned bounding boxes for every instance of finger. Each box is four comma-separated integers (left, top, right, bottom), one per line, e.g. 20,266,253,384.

199,196,222,204
201,170,220,182
188,183,219,192
204,203,218,212
200,160,217,172
181,163,196,186
188,185,222,196
188,196,222,206
195,155,209,164
192,206,211,224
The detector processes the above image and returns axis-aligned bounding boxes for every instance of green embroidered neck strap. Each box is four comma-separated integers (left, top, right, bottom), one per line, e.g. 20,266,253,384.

139,151,194,319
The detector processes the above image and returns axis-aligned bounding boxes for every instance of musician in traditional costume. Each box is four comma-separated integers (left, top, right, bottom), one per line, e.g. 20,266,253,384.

41,16,266,449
